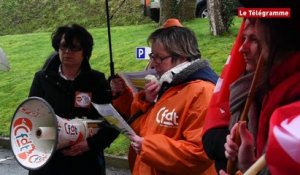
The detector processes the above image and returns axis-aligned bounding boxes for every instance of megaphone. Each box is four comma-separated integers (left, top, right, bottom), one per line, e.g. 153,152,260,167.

10,97,103,170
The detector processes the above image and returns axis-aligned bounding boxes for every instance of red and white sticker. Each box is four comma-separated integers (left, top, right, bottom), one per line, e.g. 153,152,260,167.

75,91,92,108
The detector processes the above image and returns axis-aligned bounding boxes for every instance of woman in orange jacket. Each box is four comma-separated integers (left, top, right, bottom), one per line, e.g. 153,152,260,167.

127,21,219,175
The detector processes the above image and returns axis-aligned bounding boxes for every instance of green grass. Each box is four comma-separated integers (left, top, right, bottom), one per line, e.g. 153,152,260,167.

0,18,242,156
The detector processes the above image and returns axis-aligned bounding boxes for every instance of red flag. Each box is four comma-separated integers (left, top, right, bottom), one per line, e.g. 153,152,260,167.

266,101,300,175
203,20,246,134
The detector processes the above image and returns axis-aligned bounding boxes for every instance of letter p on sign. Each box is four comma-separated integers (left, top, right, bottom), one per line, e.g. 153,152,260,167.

136,47,151,60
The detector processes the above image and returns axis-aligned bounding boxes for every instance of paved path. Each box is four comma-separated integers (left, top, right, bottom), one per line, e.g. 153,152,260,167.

0,148,130,175
0,148,28,175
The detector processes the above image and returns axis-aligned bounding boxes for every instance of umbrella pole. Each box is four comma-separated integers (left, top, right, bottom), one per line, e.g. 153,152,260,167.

226,53,265,175
105,0,115,77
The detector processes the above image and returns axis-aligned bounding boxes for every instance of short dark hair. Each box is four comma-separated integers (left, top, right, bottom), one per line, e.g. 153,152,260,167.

51,24,94,60
147,26,201,62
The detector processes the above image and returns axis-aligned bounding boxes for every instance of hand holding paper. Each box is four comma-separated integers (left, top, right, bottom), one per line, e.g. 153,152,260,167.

130,134,144,154
118,69,157,93
92,103,136,139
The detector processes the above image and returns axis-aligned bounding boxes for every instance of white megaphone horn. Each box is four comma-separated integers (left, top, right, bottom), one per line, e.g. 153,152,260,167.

10,97,104,170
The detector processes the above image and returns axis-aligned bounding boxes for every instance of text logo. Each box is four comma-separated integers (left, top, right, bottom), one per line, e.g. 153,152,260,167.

238,8,291,18
29,154,47,164
64,123,78,136
156,107,179,127
12,118,36,160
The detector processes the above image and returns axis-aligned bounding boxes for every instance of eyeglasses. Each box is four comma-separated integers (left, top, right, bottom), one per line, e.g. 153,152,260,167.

148,53,171,64
59,44,82,52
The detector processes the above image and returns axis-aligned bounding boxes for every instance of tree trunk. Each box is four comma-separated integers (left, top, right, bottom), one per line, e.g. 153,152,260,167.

159,0,196,26
207,0,226,36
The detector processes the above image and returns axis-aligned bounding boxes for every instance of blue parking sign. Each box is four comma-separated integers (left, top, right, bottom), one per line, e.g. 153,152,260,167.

136,47,145,59
136,47,151,60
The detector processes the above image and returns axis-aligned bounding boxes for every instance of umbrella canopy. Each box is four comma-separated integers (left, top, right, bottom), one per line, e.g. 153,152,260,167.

0,48,10,71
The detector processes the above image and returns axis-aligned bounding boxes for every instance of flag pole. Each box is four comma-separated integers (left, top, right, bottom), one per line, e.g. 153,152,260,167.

226,52,265,175
244,154,266,175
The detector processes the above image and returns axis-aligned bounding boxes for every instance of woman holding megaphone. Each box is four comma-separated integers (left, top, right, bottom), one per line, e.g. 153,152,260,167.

28,24,119,175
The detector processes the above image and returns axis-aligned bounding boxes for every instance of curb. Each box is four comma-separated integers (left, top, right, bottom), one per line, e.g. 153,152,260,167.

104,154,129,170
0,136,129,170
0,136,10,149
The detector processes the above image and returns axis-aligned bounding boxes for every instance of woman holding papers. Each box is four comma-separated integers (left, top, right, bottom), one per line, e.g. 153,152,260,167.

126,20,219,175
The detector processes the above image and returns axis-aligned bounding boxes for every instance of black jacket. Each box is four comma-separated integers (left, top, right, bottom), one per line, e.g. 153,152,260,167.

28,53,119,175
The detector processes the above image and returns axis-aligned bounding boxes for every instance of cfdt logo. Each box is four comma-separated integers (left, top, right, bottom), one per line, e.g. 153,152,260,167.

156,107,179,127
64,123,78,136
12,118,36,160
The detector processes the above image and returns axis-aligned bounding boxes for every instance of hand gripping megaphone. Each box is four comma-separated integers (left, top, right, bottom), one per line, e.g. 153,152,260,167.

10,97,103,170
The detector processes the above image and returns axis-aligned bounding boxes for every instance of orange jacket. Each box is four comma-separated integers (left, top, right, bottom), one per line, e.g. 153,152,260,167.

113,87,133,119
129,79,217,175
